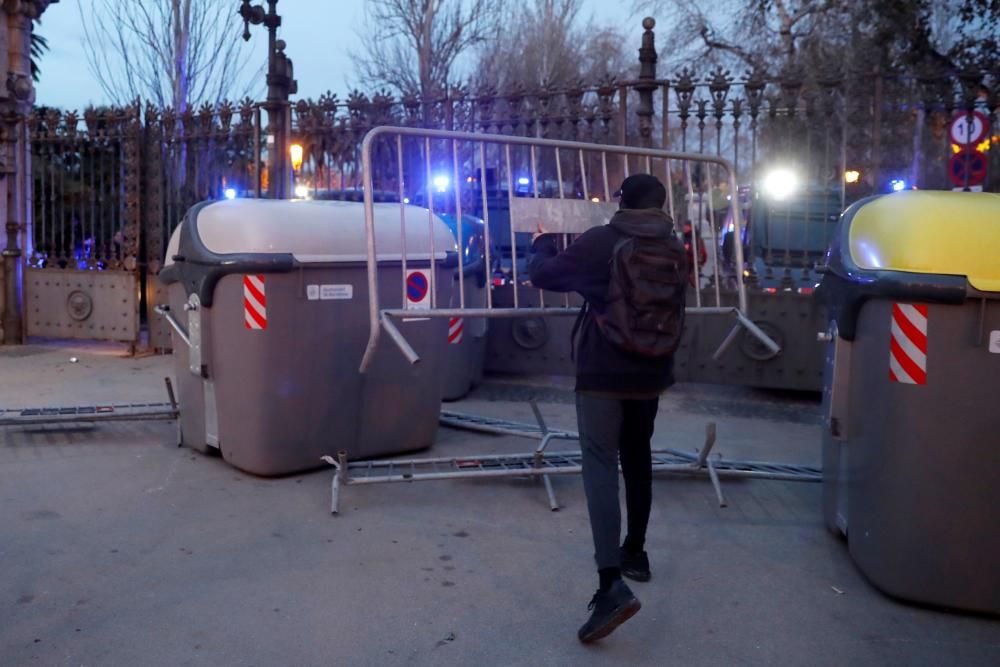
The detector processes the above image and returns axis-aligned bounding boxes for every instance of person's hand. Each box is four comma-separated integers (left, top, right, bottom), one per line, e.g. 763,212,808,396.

532,223,547,242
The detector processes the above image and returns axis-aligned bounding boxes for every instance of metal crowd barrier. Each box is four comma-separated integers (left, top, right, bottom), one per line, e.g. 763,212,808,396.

357,126,781,372
322,406,822,514
0,379,179,428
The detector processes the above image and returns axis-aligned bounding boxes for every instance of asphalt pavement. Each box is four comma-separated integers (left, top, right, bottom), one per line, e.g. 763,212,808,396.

1,341,998,666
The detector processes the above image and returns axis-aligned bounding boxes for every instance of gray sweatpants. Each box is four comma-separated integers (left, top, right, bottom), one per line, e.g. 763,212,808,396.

576,392,659,570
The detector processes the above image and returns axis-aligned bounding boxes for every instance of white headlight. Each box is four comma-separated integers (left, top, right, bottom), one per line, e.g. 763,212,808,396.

763,168,798,200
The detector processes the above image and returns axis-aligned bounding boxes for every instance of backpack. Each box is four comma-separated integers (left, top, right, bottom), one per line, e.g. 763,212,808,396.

592,230,688,357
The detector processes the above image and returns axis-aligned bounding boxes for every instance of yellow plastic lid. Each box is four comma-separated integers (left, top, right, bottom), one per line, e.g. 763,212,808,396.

849,191,1000,292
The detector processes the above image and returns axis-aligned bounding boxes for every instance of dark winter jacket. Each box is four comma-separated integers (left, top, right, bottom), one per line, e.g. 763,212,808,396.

527,208,677,396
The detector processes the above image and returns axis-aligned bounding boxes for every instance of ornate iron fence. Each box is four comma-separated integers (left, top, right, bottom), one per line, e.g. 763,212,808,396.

24,49,999,347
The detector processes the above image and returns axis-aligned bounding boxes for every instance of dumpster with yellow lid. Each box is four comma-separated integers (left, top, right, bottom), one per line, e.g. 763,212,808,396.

817,190,1000,615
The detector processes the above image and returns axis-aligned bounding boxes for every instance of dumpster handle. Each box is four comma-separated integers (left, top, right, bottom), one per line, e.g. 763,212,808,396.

153,305,190,348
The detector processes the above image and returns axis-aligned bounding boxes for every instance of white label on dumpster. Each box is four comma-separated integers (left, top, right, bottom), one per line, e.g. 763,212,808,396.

306,285,320,300
990,331,1000,354
320,284,353,300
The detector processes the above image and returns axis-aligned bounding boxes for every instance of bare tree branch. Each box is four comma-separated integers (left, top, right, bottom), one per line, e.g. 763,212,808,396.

78,0,262,111
474,0,630,92
352,0,506,97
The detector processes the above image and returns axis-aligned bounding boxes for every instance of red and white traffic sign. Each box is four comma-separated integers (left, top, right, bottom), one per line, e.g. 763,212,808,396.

949,111,989,146
949,148,988,188
405,269,431,310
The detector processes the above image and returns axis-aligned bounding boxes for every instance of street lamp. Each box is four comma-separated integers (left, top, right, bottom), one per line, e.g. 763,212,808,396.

289,143,304,172
240,0,297,199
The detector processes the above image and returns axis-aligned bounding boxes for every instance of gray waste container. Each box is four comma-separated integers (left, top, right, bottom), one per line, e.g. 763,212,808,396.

159,198,457,476
818,190,1000,614
438,213,489,401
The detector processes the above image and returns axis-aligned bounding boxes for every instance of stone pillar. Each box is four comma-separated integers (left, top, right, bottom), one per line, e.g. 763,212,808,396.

0,0,55,344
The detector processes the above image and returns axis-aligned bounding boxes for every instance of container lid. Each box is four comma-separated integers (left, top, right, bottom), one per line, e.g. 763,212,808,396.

160,198,458,307
848,191,1000,292
175,198,456,264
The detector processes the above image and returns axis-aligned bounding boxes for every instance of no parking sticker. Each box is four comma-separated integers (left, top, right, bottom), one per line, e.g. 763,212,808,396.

406,269,431,310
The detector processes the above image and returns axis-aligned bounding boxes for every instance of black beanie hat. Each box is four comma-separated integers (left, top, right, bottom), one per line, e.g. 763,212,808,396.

618,174,667,210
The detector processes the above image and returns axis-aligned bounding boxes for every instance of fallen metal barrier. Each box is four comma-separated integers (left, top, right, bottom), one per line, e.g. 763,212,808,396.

322,404,821,514
0,379,179,428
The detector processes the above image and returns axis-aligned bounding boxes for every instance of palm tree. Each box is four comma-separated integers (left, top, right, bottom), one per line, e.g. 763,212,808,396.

31,28,49,82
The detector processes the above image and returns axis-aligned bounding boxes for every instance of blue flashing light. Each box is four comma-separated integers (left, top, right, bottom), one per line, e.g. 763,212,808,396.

890,179,906,192
433,175,450,192
517,176,531,186
224,188,237,200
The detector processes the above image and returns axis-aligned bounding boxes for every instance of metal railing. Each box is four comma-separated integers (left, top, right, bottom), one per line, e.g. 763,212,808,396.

352,126,780,371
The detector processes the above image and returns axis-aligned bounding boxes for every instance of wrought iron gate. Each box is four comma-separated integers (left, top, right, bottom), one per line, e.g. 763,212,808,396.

26,100,261,347
26,105,142,343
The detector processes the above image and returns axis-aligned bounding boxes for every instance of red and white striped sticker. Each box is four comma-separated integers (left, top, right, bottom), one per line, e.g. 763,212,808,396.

448,317,464,345
889,303,927,385
244,274,267,330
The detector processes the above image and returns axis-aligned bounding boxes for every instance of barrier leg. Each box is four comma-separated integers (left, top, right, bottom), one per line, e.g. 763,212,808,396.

707,457,727,508
694,423,726,507
331,471,341,515
543,474,559,511
693,422,717,468
530,401,560,511
326,450,349,515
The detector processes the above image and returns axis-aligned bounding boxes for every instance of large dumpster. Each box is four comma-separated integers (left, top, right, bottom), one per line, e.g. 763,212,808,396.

159,198,457,476
438,213,490,400
818,190,1000,614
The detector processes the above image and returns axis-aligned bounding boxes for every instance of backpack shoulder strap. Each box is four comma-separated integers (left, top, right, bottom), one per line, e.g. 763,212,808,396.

569,301,588,361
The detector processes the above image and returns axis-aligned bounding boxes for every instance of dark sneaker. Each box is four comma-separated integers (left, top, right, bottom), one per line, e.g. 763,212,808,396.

577,579,641,643
620,547,651,582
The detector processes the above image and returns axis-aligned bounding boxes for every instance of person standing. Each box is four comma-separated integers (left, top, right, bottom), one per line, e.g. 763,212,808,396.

528,174,686,643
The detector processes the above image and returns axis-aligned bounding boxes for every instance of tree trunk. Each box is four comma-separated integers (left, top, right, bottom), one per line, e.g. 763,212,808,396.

419,1,436,122
171,0,192,188
173,0,191,113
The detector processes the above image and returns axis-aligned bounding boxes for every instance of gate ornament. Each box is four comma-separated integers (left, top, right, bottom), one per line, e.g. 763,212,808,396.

707,67,733,119
66,290,93,322
779,64,805,116
673,67,696,121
